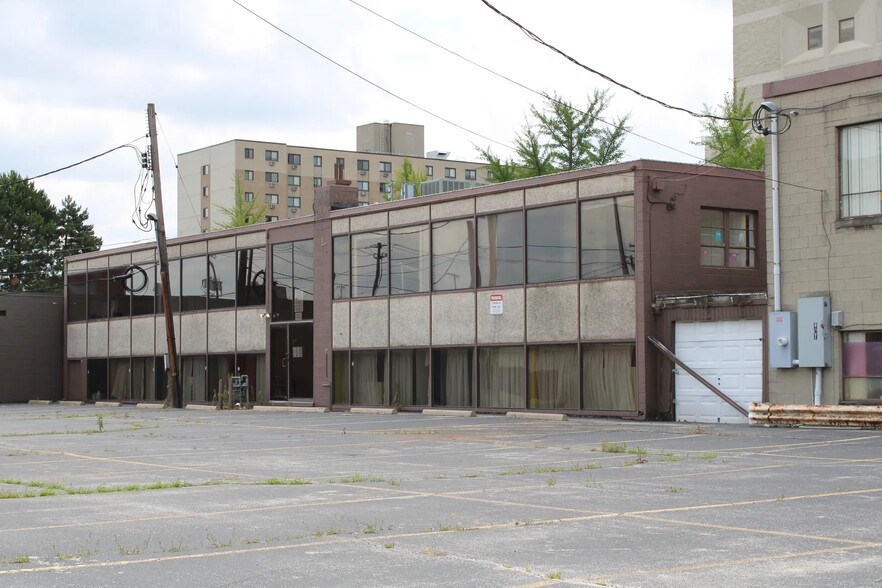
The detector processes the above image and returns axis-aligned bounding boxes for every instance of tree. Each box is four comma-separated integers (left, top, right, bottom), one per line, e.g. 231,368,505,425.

215,174,267,229
694,81,765,170
0,171,85,292
56,195,102,271
390,158,427,199
478,89,630,182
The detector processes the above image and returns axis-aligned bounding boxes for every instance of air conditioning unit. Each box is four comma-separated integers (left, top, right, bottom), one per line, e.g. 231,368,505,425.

290,164,298,170
359,191,367,197
268,161,276,166
290,185,298,191
382,172,389,177
268,182,276,187
289,207,299,213
269,204,276,209
359,170,366,176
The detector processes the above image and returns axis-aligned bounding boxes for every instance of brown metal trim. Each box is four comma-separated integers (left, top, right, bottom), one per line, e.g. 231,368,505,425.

763,59,882,99
646,335,749,417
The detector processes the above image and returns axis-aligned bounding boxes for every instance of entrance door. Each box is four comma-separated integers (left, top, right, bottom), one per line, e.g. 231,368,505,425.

674,319,762,424
270,323,313,402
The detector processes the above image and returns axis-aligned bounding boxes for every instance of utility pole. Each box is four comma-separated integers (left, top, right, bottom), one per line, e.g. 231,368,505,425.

147,103,181,408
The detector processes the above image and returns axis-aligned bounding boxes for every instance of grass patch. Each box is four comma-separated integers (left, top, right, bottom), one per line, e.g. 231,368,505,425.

599,439,628,454
207,530,234,549
3,554,30,564
437,522,474,532
546,572,562,579
658,452,681,462
361,522,379,535
422,546,447,557
383,542,395,549
459,473,482,478
545,478,556,486
257,477,312,486
312,528,341,537
0,424,153,438
116,538,149,556
696,452,718,461
666,486,682,493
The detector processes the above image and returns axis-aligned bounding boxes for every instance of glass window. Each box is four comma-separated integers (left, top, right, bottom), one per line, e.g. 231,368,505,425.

132,357,162,401
351,350,387,405
288,175,300,186
333,235,350,300
843,331,882,401
527,203,578,283
380,161,392,173
208,354,236,402
445,167,456,179
110,358,130,401
207,251,237,310
336,157,345,166
313,155,322,167
700,208,756,267
109,267,131,318
581,195,635,279
130,262,156,317
202,186,209,197
808,24,822,49
582,343,636,410
840,122,882,218
265,194,279,205
380,182,391,194
390,349,429,407
87,269,108,320
390,224,430,295
528,345,578,409
477,210,523,287
357,159,370,172
265,150,279,162
244,148,254,159
244,191,254,202
201,165,209,176
181,355,208,403
271,240,314,321
288,153,301,165
357,180,369,192
202,207,209,218
265,171,279,183
288,196,301,208
333,351,349,404
479,347,525,408
313,177,322,188
236,247,266,307
67,273,87,322
465,169,476,181
432,347,473,407
352,231,388,297
425,165,433,177
181,256,206,312
266,215,279,222
164,258,181,313
244,170,254,181
840,18,855,43
432,219,476,291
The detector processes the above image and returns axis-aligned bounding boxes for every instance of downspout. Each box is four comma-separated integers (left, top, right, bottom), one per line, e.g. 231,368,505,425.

764,101,781,313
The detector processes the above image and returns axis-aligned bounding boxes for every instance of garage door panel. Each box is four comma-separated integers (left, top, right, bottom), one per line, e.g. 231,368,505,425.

674,319,762,424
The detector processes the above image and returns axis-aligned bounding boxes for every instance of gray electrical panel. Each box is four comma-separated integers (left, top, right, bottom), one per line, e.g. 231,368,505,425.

797,296,832,367
769,311,798,368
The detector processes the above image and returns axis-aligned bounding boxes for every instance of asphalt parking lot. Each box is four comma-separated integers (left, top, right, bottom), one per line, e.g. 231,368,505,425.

0,404,880,587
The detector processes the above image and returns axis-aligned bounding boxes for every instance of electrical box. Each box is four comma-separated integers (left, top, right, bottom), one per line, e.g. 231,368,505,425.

769,311,798,368
797,296,832,367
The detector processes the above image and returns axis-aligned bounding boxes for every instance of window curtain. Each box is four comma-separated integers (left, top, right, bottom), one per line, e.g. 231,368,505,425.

479,347,525,408
582,344,637,411
528,346,578,409
352,351,386,405
182,356,207,403
131,358,155,401
110,359,129,401
445,348,471,406
841,124,882,217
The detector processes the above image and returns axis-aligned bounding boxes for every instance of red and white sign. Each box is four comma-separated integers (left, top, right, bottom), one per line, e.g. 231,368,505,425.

490,293,504,315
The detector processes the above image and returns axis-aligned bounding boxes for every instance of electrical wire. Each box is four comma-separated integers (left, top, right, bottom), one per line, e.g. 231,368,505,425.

2,138,146,187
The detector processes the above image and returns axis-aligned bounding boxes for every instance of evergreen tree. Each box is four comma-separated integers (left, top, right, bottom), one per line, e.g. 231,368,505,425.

56,195,102,271
694,81,765,170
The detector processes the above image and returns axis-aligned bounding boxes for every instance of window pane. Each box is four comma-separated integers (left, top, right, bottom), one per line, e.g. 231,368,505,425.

808,24,822,49
352,231,388,297
391,349,429,406
164,259,181,313
582,343,636,410
432,219,476,291
478,347,525,408
109,267,131,318
527,204,578,283
390,224,430,294
131,357,160,401
581,196,635,279
528,345,578,409
700,209,725,246
208,354,236,402
839,18,855,43
432,348,472,407
843,332,882,401
333,351,349,404
333,235,350,300
207,251,237,310
181,256,206,312
840,123,882,218
288,153,300,165
110,358,130,401
352,350,386,405
477,211,523,287
701,246,725,266
236,247,266,307
87,269,108,320
290,240,314,320
67,273,87,322
181,355,208,403
271,243,294,320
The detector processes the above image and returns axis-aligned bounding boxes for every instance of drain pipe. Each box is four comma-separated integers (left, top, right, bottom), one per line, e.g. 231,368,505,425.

764,101,781,313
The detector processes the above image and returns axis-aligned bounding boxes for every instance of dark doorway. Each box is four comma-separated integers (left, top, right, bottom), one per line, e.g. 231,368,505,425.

270,322,313,402
86,358,108,401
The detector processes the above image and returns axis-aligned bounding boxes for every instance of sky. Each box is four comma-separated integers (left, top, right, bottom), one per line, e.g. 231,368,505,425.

0,0,734,250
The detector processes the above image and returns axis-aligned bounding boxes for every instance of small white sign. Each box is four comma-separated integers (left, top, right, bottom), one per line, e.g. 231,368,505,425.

490,293,504,315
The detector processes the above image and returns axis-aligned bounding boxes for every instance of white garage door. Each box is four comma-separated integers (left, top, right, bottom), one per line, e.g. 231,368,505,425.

674,320,762,424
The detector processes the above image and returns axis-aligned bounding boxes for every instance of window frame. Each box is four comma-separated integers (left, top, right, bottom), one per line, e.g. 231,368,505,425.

288,153,301,165
244,148,254,159
444,167,456,179
265,150,279,162
839,121,882,221
808,24,823,50
699,207,758,268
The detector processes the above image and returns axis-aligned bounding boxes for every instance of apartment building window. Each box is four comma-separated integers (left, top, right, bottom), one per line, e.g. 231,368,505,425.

357,180,369,192
379,182,391,194
201,165,209,175
202,186,209,197
426,165,433,177
202,207,209,218
486,170,493,180
313,155,322,167
288,175,300,186
288,153,301,166
840,18,855,43
336,157,345,166
700,208,757,267
288,196,301,208
265,193,279,205
841,121,882,219
445,167,456,179
465,169,477,181
266,215,279,222
244,170,254,181
808,25,822,49
843,331,882,401
380,161,392,173
313,177,322,187
244,191,254,202
244,148,254,159
265,171,279,183
357,159,370,172
265,150,279,162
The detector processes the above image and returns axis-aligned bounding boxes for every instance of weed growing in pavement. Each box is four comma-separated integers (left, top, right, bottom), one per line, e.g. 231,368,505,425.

207,530,235,548
422,545,447,557
2,554,30,564
97,415,104,432
666,487,682,493
116,537,149,556
658,452,681,462
361,522,379,534
598,439,627,453
312,528,341,537
383,542,395,549
545,478,556,486
546,572,562,579
258,477,312,486
696,453,718,461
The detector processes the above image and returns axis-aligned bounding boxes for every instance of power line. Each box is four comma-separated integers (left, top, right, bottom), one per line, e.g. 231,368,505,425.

230,0,512,151
2,138,146,187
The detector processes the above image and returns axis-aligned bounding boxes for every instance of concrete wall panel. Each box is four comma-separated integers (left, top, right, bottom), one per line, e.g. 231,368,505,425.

236,232,264,249
332,218,350,235
389,205,430,227
476,190,523,214
131,317,155,356
526,284,579,342
333,301,350,349
580,279,636,340
477,288,524,344
87,321,108,356
208,236,236,253
350,298,389,348
525,181,577,207
180,313,207,354
108,320,131,357
390,295,430,347
432,292,475,345
108,253,131,268
236,309,265,352
350,212,388,233
67,260,88,273
67,323,87,358
131,249,156,265
181,241,207,258
431,198,474,220
579,173,634,198
208,310,237,353
87,257,108,270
